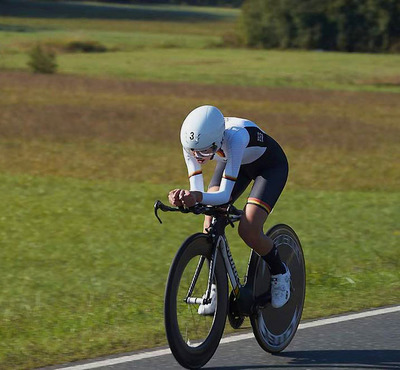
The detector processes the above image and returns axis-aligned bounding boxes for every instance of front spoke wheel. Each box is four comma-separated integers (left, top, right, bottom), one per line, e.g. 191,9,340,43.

165,233,228,369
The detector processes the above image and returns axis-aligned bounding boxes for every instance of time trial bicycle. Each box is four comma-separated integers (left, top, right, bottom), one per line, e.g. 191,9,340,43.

154,200,306,369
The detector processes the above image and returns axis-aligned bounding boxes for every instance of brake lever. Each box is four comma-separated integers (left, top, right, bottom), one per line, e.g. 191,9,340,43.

154,200,189,224
154,200,163,224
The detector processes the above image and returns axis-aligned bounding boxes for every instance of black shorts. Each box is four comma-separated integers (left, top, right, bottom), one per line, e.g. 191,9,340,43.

209,134,288,214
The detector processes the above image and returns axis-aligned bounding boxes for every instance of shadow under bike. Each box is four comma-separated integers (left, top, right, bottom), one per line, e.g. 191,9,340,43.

154,200,306,369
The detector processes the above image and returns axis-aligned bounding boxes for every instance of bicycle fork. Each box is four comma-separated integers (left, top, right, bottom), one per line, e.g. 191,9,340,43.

183,231,244,306
184,242,219,305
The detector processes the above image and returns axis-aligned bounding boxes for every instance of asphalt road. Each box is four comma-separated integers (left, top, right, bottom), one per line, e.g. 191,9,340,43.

52,306,400,370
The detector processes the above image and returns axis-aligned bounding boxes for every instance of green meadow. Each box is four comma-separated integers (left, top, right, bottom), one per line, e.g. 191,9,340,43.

0,1,399,369
1,1,400,92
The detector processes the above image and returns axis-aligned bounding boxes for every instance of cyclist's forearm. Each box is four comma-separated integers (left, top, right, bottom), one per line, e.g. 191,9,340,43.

191,191,203,203
201,179,234,205
183,147,205,192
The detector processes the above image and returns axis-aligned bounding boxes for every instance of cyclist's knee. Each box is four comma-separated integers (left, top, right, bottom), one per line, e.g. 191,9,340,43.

238,220,263,247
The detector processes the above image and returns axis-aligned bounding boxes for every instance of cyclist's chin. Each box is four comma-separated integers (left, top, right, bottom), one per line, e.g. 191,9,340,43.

196,158,209,164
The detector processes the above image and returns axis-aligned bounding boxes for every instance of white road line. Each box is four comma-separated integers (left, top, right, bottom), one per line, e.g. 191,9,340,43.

57,305,400,370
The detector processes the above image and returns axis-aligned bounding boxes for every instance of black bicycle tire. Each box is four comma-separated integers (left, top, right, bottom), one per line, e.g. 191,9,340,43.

250,224,306,353
164,233,228,369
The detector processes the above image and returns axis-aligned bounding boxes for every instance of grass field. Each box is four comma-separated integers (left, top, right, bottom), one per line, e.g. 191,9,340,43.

1,174,398,368
1,1,400,92
0,1,399,369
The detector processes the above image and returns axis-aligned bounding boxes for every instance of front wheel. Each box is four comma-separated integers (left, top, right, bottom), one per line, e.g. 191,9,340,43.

250,224,306,353
164,233,228,369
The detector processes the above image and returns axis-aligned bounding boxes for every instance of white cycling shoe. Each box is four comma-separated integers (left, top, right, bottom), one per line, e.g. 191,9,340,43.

198,284,217,315
271,264,291,308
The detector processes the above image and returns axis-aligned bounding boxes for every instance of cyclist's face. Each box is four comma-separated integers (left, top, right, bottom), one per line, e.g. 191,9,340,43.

191,145,217,164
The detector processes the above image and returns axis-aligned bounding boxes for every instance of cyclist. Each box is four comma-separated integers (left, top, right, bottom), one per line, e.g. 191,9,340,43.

168,105,290,313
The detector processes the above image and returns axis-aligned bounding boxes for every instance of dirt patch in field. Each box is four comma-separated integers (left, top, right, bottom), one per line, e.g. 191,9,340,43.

3,71,400,104
1,71,399,148
0,71,399,190
358,75,400,87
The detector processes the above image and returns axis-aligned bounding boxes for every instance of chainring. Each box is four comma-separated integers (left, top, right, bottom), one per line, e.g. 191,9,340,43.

228,290,245,329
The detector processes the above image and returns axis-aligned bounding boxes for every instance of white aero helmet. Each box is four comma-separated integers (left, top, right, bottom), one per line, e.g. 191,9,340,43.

180,105,225,151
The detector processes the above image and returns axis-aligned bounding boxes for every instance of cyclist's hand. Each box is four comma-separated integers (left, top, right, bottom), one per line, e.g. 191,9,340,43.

179,189,197,208
168,189,183,207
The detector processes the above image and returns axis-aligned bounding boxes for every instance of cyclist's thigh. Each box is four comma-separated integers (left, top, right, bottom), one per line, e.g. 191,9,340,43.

246,163,288,215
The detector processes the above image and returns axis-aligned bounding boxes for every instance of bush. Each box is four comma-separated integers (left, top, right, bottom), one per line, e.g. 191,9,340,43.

221,31,244,47
65,40,107,53
27,44,57,74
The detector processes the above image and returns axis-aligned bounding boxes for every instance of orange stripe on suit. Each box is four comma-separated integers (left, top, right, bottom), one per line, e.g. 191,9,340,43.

247,197,272,214
223,175,237,182
188,170,202,178
216,149,226,158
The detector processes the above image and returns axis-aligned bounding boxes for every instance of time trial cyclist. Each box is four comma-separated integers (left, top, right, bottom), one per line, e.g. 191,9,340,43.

168,105,290,314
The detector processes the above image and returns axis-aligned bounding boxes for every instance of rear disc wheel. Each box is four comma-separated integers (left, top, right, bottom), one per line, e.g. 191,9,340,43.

250,224,306,353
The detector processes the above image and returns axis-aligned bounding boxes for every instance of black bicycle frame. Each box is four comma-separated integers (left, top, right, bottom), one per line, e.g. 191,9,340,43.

154,200,243,305
206,213,242,299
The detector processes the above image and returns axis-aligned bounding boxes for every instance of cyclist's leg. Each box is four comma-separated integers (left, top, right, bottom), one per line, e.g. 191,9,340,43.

238,203,271,255
238,162,288,258
239,201,287,276
229,168,252,203
238,163,290,308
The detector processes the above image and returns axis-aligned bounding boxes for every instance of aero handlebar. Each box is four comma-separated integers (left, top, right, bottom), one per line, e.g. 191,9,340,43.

154,200,242,225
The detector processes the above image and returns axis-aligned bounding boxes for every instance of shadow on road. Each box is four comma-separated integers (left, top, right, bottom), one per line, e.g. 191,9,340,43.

207,349,400,369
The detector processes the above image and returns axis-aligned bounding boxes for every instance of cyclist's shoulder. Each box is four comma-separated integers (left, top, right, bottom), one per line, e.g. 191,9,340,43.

224,117,266,138
224,117,259,130
223,117,260,144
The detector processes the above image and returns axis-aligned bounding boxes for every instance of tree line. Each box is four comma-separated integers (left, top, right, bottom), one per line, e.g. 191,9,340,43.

48,0,399,52
85,0,243,6
240,0,400,52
